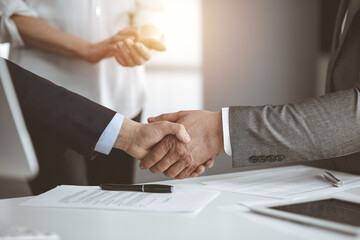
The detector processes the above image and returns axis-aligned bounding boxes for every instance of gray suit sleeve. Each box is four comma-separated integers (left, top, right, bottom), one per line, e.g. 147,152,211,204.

229,87,360,168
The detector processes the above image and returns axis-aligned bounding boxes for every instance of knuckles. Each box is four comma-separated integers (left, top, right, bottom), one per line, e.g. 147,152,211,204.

163,135,177,149
143,135,196,179
150,165,161,173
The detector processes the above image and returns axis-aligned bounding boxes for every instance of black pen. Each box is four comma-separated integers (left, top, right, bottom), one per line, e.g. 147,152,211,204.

100,183,173,193
323,171,344,188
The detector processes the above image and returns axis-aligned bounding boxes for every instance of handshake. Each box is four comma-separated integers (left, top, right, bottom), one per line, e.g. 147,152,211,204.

115,110,224,179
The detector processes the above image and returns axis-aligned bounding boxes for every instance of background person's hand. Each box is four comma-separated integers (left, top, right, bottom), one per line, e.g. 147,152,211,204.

113,25,166,67
114,39,152,67
141,110,223,178
113,118,190,160
138,24,166,52
10,16,163,66
81,26,141,64
83,25,165,66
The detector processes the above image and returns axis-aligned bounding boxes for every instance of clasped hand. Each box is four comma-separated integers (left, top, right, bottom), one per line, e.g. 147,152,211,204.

141,110,224,179
115,110,224,179
84,24,165,67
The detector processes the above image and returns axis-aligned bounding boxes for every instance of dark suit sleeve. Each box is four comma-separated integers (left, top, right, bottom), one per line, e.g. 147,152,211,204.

5,59,116,159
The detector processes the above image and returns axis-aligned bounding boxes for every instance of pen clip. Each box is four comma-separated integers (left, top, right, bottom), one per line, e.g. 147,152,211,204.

323,171,344,188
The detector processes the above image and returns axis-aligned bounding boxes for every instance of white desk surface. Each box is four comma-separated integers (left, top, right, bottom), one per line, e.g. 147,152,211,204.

1,170,360,240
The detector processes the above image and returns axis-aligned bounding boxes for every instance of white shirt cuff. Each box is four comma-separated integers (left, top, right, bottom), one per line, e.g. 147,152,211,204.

222,107,232,156
94,113,125,155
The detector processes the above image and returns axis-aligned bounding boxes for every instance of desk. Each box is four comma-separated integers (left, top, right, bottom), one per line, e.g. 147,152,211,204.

1,171,360,240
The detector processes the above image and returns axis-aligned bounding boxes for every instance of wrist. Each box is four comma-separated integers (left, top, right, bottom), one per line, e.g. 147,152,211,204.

114,118,139,153
215,111,225,153
79,41,94,62
207,111,224,154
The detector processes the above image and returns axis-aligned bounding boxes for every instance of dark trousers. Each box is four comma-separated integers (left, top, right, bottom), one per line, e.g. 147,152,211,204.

29,112,141,195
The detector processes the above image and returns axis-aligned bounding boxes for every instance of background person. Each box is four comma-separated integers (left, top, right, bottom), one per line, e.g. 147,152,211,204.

0,0,165,193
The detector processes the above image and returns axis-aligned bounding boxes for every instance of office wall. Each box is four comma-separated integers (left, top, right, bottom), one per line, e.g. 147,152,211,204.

201,0,320,175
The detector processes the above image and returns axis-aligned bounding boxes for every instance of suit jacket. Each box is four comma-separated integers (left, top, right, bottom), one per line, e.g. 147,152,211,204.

5,58,116,160
229,0,360,174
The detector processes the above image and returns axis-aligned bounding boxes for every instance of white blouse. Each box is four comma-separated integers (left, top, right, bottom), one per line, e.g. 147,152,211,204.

0,0,163,118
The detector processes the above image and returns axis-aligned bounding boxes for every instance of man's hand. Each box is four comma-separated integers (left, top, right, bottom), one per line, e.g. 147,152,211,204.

113,118,190,160
141,110,224,178
144,135,215,179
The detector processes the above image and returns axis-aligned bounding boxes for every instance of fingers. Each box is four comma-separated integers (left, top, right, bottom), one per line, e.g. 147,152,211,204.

155,121,190,143
135,42,151,61
190,172,198,178
205,159,215,168
189,159,215,179
140,137,172,170
125,39,146,65
148,111,183,123
115,39,149,67
195,159,214,175
110,35,135,44
141,136,192,178
175,166,195,179
114,46,126,66
117,26,140,40
139,38,166,51
163,162,189,178
161,144,194,179
196,165,205,174
116,41,135,66
150,150,177,174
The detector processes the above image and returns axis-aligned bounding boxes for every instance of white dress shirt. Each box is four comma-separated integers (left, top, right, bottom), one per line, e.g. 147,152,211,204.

94,113,124,155
0,0,163,119
222,107,232,156
0,0,163,155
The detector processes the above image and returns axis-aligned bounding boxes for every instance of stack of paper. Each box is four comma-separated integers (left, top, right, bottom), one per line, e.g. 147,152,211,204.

201,165,360,199
21,185,219,214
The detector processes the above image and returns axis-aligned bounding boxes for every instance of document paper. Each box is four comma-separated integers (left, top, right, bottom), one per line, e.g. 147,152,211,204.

201,165,360,199
21,185,219,213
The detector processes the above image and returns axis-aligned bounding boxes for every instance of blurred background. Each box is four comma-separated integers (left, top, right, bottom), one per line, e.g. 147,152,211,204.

0,0,341,194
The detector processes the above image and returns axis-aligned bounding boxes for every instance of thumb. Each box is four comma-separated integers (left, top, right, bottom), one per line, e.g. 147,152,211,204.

139,38,166,52
117,27,140,40
148,112,181,123
156,122,190,143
